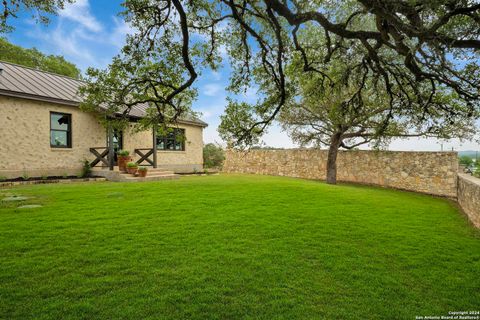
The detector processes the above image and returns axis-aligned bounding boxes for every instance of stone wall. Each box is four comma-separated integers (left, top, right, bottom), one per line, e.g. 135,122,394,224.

457,174,480,228
0,96,106,178
224,149,458,197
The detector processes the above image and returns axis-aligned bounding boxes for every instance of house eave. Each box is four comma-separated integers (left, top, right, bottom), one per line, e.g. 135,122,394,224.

0,91,208,128
0,89,80,107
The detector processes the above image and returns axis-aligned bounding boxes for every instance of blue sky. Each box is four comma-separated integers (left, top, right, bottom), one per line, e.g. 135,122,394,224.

4,0,479,151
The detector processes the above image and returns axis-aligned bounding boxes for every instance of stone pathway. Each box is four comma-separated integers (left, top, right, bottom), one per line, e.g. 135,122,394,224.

2,196,30,201
1,194,43,209
18,205,43,209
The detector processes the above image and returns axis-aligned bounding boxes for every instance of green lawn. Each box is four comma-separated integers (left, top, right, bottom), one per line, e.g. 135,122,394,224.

0,174,479,319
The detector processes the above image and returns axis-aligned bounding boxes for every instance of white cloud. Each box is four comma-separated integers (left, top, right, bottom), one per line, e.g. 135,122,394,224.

58,0,103,32
389,137,479,152
110,16,135,48
210,70,221,81
26,21,96,70
203,83,223,96
243,86,257,102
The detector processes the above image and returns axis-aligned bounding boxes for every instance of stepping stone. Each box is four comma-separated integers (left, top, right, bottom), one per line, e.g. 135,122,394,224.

2,196,29,201
0,193,14,197
107,192,124,198
18,205,42,209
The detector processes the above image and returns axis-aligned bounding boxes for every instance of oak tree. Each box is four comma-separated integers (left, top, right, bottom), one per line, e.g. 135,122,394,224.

76,1,480,157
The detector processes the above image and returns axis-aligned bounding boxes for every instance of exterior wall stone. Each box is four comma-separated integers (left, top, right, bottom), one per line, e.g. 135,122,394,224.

0,96,105,178
224,149,458,197
0,96,205,178
457,174,480,228
123,123,204,172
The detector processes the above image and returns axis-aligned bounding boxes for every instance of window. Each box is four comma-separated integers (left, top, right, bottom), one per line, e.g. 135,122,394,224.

50,112,72,148
156,128,185,151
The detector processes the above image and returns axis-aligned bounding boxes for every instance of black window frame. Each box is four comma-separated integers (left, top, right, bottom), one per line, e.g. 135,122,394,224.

156,128,185,151
50,112,72,148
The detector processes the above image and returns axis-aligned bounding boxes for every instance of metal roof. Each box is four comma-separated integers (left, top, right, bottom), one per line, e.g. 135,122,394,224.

0,61,207,127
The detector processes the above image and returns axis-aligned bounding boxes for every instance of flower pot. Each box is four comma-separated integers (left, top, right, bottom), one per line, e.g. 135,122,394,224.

118,156,131,172
126,167,138,175
138,170,148,178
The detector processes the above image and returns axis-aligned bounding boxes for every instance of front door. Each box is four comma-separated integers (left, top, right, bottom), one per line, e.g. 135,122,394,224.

112,130,123,165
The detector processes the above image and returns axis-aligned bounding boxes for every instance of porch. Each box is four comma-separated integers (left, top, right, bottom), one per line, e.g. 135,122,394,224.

89,147,160,169
88,127,179,181
89,125,161,171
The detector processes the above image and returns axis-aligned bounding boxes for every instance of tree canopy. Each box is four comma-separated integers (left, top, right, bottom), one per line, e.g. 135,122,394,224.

459,155,474,167
0,0,73,33
78,0,479,146
273,23,477,183
0,37,81,78
203,143,225,168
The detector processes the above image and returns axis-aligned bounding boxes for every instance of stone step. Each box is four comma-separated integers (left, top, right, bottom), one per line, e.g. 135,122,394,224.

93,166,171,172
122,174,179,182
92,167,178,182
119,171,175,177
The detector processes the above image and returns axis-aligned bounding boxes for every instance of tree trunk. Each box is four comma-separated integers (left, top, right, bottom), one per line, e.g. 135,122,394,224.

326,133,342,185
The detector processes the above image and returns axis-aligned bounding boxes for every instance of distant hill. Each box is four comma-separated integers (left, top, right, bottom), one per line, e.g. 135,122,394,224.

458,151,479,159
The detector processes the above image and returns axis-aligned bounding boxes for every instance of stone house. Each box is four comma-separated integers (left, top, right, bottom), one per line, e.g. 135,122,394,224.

0,61,207,179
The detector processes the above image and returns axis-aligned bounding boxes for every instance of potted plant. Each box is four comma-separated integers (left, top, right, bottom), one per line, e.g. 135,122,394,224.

137,166,148,178
126,161,138,175
117,150,131,172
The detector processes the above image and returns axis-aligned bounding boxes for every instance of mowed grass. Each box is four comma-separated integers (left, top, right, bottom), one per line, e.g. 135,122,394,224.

0,174,479,319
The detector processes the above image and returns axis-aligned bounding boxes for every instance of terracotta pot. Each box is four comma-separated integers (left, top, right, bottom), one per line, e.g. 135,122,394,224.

118,156,132,172
126,167,137,175
138,169,148,178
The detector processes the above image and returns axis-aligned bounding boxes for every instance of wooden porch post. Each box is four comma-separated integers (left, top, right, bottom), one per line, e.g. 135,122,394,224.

108,125,114,171
152,124,158,168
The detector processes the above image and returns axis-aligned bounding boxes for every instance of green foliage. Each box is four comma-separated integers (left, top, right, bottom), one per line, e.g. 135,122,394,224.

219,100,265,148
474,162,480,178
0,176,6,182
217,2,479,148
117,150,130,157
459,155,474,167
278,24,476,153
0,38,81,78
126,162,138,168
203,143,225,169
41,175,48,180
0,175,478,319
80,160,92,178
0,0,73,33
137,166,147,171
78,0,220,131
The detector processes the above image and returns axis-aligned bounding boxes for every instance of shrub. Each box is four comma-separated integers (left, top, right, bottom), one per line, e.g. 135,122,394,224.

474,164,480,178
41,175,48,180
0,176,7,182
117,150,130,157
138,166,148,171
459,155,473,167
126,162,138,168
203,143,225,169
80,160,92,178
21,172,30,181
